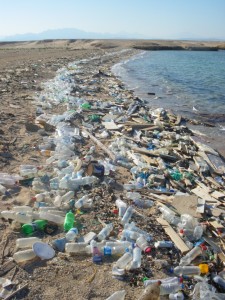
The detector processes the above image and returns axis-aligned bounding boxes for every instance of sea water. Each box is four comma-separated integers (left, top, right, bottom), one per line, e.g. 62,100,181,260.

112,50,225,154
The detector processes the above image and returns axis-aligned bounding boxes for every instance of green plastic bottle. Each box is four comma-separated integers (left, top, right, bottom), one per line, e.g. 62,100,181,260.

64,211,75,232
21,220,48,236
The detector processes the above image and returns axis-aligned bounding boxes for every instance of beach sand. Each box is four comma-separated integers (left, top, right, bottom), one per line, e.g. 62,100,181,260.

0,39,224,299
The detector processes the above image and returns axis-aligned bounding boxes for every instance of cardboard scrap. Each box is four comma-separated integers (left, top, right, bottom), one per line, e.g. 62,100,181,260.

172,195,201,218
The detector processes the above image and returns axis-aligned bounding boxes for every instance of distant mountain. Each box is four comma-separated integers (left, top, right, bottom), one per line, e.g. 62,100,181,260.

0,28,146,41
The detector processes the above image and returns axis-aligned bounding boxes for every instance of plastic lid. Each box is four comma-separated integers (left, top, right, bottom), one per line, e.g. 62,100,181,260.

144,247,152,254
32,242,55,260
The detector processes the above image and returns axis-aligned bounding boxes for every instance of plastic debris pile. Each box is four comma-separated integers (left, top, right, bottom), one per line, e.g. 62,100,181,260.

1,50,225,299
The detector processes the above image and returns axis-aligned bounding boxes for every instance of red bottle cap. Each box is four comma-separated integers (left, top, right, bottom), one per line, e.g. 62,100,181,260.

144,247,152,254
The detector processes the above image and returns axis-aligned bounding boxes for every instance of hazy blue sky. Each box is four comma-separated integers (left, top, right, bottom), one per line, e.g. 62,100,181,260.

0,0,225,39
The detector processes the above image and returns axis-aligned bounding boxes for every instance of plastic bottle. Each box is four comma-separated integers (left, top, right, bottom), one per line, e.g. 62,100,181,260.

174,266,201,276
92,245,102,264
13,206,33,213
97,223,113,241
21,220,48,235
122,229,141,241
159,206,180,225
65,227,78,241
61,191,74,202
136,235,151,253
64,211,75,231
106,241,132,250
160,282,183,295
169,292,184,300
179,245,206,266
53,195,62,207
115,199,127,217
15,212,33,224
130,246,142,269
121,206,133,225
1,210,16,220
126,192,141,200
39,212,64,225
144,277,179,288
16,237,41,249
65,242,89,254
106,290,126,300
75,195,93,209
13,249,36,263
138,282,161,300
134,199,154,208
154,241,173,248
213,275,225,289
115,252,133,269
125,222,152,242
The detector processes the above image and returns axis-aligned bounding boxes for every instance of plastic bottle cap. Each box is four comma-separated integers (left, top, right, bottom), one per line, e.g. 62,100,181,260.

200,244,207,251
144,247,152,254
112,209,118,214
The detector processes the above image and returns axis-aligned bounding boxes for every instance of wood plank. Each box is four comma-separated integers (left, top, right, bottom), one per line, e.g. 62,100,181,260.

102,121,121,130
191,186,220,204
209,220,224,229
210,190,225,200
156,217,189,254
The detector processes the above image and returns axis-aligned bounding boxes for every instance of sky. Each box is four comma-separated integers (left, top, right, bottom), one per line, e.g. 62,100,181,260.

0,0,225,39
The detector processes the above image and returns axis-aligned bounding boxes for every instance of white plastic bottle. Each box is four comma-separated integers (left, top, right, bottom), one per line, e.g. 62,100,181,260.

115,199,127,217
65,242,89,254
75,195,93,209
130,246,142,269
39,211,64,224
159,206,180,225
16,237,41,249
97,223,113,241
61,191,74,202
65,227,78,241
174,266,201,276
15,212,33,224
13,249,36,263
121,206,133,225
106,290,126,300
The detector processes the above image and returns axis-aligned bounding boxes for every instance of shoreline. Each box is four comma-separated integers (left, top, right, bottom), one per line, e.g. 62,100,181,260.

1,43,225,299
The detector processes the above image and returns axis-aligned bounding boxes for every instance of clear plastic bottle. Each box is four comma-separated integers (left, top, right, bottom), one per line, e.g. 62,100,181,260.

130,246,142,269
61,191,74,202
13,206,33,213
65,242,89,254
144,277,179,288
136,235,151,253
1,210,15,219
121,206,133,225
13,249,36,263
121,229,141,241
179,245,206,266
97,223,113,241
15,212,33,224
115,252,133,269
125,222,152,242
115,199,127,217
75,195,93,209
174,266,201,276
160,282,183,296
16,237,41,249
0,183,7,195
154,241,173,248
54,195,62,207
106,290,126,300
65,227,78,241
134,199,154,208
126,192,141,200
159,206,180,225
39,211,65,224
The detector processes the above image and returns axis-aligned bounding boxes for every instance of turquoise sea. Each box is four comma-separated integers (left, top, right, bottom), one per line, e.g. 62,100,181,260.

112,50,225,154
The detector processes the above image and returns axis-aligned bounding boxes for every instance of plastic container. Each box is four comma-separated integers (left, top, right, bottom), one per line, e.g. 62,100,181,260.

64,211,75,231
21,220,48,235
174,266,201,276
121,206,133,225
115,252,133,269
97,223,113,241
13,249,36,263
65,227,78,241
115,199,127,217
65,242,89,254
106,290,126,300
39,212,64,224
16,237,41,249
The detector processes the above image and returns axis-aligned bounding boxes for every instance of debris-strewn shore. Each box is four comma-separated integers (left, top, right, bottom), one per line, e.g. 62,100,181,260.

1,41,225,300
